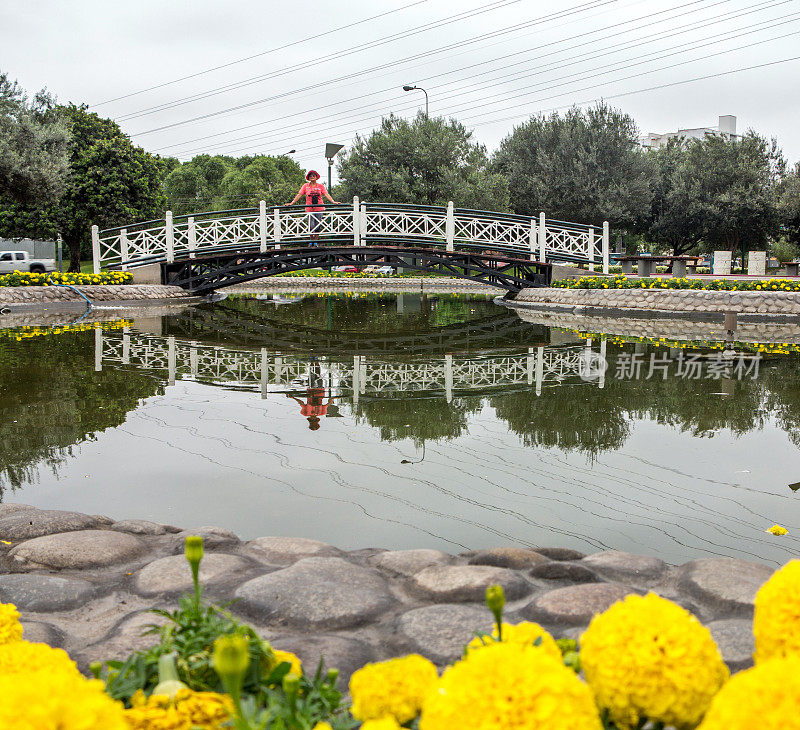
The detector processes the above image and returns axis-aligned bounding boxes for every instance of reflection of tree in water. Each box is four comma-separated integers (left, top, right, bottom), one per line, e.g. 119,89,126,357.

0,331,162,494
352,394,484,447
489,348,800,457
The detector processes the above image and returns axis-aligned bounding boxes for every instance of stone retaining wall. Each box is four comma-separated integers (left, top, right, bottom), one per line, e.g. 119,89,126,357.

513,287,800,316
0,504,770,679
223,277,498,293
0,285,192,306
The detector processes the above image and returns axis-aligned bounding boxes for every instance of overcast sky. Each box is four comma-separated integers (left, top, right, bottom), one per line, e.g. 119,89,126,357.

3,0,800,178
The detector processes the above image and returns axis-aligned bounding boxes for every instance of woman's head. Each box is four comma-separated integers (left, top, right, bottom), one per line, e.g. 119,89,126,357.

306,170,320,182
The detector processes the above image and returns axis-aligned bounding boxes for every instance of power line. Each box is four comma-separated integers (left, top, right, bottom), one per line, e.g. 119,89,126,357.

90,0,432,107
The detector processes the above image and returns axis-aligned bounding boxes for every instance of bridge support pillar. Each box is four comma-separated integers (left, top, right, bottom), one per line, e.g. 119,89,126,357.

188,218,196,259
538,213,546,263
444,354,453,403
259,201,267,253
535,346,544,396
165,211,175,264
94,328,103,372
446,201,454,252
260,347,268,399
602,221,610,274
168,336,176,386
91,225,100,275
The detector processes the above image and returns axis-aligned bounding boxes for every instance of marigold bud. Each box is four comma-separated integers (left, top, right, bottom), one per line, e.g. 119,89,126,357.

282,672,301,698
184,535,204,566
485,585,505,615
326,668,339,686
213,635,250,681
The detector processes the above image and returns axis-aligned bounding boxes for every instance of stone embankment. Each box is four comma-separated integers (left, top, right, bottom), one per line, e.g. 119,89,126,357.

223,277,497,294
0,285,197,310
0,504,772,680
511,288,800,321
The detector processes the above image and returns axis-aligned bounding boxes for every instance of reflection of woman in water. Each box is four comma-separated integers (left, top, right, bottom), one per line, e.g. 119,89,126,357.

286,358,337,430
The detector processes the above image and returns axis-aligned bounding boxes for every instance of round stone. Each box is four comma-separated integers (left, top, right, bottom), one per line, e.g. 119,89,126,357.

78,610,168,667
111,520,177,536
21,620,64,647
411,565,532,602
523,583,635,625
678,558,774,615
0,503,36,518
0,510,100,541
9,530,147,569
370,549,451,577
173,526,240,551
0,574,97,611
245,536,341,565
582,550,668,584
468,547,549,570
235,557,395,630
706,618,755,672
396,604,494,664
530,561,599,583
134,553,250,596
267,634,377,685
532,547,586,561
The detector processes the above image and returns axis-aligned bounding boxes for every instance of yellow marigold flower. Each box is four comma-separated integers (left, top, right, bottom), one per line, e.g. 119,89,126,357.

580,593,728,729
361,718,402,730
765,524,788,536
754,560,800,663
466,621,561,662
697,657,800,730
125,687,232,730
420,642,600,730
0,602,23,645
273,649,303,676
311,724,333,730
0,640,81,677
350,654,438,724
0,670,127,729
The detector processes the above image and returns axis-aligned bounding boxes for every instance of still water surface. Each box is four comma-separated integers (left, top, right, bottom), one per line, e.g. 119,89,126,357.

2,292,799,565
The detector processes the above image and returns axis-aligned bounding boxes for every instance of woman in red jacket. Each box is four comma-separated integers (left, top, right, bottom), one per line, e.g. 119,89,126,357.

288,170,340,243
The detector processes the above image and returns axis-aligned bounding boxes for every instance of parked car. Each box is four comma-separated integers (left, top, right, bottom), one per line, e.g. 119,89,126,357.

374,265,396,275
332,265,360,273
0,251,56,274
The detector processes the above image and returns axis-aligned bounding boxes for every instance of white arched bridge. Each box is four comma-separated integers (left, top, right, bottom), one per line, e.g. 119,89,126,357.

95,329,608,402
92,200,611,294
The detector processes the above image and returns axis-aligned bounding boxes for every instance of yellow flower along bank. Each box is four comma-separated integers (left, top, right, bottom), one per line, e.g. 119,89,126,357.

0,602,23,645
580,593,729,729
0,270,132,287
0,319,132,341
552,275,800,292
753,559,800,663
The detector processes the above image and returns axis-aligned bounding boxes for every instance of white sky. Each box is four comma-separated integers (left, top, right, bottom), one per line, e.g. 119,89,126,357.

3,0,800,180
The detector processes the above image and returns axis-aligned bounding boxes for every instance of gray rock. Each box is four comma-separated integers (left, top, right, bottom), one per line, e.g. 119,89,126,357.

678,558,773,616
411,565,531,602
370,549,451,577
468,547,549,570
9,530,147,569
0,503,37,518
582,551,667,584
268,633,378,685
21,619,65,647
706,618,755,672
0,573,97,611
91,515,115,526
245,536,341,565
235,557,396,630
532,547,586,561
396,604,494,664
111,520,177,536
0,510,100,541
523,583,635,625
530,561,599,583
78,610,167,667
173,526,240,551
134,553,250,596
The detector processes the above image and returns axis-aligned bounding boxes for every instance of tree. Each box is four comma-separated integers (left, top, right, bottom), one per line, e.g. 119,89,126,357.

337,112,509,210
492,103,653,227
777,162,800,250
0,104,167,270
0,72,70,205
682,132,784,255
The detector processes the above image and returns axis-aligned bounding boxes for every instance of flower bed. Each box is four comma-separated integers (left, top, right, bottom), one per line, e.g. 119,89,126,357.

0,271,132,287
553,275,800,292
1,538,799,729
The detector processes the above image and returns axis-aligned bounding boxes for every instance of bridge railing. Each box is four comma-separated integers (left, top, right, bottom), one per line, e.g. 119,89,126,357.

93,199,609,273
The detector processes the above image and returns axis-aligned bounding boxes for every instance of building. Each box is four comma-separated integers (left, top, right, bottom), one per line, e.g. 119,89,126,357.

639,115,737,149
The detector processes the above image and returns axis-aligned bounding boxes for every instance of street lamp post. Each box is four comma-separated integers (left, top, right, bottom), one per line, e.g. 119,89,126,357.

403,85,428,117
324,142,345,190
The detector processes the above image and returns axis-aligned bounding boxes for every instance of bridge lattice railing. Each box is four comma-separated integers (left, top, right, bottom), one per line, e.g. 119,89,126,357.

94,200,609,273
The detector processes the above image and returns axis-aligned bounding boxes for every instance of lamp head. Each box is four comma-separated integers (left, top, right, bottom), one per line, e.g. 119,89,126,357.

325,142,345,159
403,85,416,91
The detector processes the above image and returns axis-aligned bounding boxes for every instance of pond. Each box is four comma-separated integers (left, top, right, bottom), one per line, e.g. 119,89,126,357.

2,292,799,566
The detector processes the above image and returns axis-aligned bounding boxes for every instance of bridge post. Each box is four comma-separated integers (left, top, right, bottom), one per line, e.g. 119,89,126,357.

602,221,610,274
527,347,534,383
190,342,198,377
587,228,595,272
599,339,607,389
122,328,130,364
444,354,453,403
352,196,360,247
273,208,282,249
167,336,176,386
91,225,101,274
446,201,455,252
535,346,544,396
352,355,360,408
120,229,129,270
165,211,175,264
260,347,268,399
538,212,546,263
188,218,196,259
259,201,267,253
528,220,536,262
94,328,102,372
360,203,367,246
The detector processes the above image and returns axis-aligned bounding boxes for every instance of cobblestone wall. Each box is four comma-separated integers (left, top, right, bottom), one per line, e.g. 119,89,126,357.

0,285,192,305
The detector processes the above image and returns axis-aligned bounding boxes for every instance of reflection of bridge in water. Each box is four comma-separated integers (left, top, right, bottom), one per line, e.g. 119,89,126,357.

95,330,607,402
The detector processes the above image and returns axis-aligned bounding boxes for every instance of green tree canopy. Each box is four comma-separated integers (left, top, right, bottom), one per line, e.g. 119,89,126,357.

777,162,800,250
492,103,653,227
0,72,70,205
337,112,509,210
